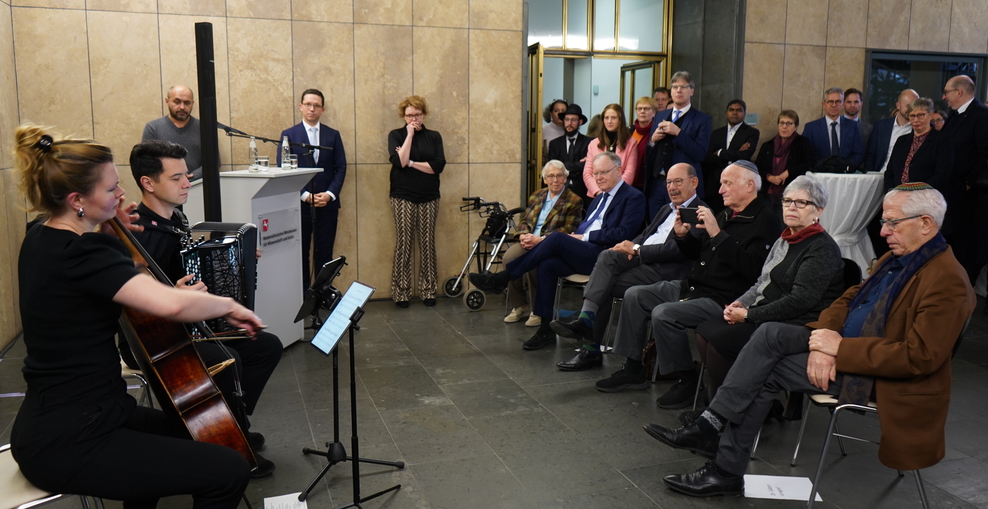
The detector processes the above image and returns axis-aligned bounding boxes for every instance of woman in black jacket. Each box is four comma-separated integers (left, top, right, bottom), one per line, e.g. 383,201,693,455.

884,97,954,193
755,110,815,208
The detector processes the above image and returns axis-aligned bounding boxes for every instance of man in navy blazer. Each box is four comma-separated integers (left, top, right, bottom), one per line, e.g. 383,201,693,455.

644,71,712,221
277,89,347,289
470,152,646,350
864,89,918,173
802,87,863,166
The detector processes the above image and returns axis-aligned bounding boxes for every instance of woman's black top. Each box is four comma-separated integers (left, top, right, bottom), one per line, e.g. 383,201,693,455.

388,125,446,203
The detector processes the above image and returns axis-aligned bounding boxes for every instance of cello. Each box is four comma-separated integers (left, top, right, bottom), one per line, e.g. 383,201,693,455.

108,217,257,469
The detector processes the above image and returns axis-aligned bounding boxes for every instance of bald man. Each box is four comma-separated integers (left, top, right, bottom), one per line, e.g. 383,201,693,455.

142,85,212,180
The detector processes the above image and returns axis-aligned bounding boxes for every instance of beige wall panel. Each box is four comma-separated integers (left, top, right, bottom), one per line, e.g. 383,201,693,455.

353,24,412,165
117,165,143,206
824,47,866,94
866,0,910,50
3,169,24,334
468,164,522,216
354,0,411,26
742,43,785,141
292,0,352,22
781,45,827,135
470,0,522,31
355,164,396,297
227,0,290,20
785,0,829,46
291,21,355,165
949,0,988,54
0,173,14,347
0,4,17,168
87,0,155,12
11,0,83,8
434,163,469,291
331,169,357,292
413,27,468,164
745,0,787,44
157,15,233,168
414,0,468,28
13,7,93,137
825,0,868,48
227,18,294,164
88,11,161,163
157,0,225,16
908,0,950,52
469,30,522,163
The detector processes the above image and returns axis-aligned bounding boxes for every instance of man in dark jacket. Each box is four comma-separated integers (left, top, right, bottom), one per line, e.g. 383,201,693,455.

596,161,780,408
701,100,759,212
547,104,593,211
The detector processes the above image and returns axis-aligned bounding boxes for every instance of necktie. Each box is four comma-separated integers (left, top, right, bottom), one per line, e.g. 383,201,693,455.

672,110,681,123
830,121,840,156
576,193,610,234
308,127,320,164
567,136,576,157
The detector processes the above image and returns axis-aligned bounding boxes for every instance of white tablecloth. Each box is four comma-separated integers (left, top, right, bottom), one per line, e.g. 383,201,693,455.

807,172,885,276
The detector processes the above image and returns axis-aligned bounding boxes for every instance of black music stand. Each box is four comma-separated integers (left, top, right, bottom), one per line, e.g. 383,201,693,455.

299,282,404,506
295,256,346,330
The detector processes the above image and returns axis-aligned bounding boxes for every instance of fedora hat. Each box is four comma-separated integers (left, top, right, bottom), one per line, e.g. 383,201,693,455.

559,104,587,124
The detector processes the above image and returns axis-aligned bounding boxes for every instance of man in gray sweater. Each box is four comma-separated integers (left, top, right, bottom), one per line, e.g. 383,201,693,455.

142,85,208,180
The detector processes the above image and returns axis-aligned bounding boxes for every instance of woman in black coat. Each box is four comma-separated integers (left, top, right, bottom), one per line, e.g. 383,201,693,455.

755,110,815,207
884,97,954,194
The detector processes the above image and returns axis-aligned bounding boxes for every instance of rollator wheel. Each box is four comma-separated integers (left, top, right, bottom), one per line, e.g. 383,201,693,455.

463,289,486,311
443,276,464,298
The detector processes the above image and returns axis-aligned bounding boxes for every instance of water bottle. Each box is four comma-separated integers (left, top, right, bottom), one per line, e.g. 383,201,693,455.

282,136,290,168
248,137,258,164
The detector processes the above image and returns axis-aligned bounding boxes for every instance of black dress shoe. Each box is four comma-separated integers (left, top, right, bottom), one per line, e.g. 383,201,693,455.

662,461,743,497
468,271,510,293
549,317,594,342
395,300,409,308
643,422,718,458
423,298,437,306
250,453,276,479
656,370,700,409
523,327,556,350
249,431,266,450
556,347,603,371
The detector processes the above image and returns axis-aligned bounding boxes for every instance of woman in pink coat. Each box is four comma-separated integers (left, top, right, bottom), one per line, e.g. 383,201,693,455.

583,103,639,197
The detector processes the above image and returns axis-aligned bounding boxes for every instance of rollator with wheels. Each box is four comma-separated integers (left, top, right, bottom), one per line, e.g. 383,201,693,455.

443,197,523,310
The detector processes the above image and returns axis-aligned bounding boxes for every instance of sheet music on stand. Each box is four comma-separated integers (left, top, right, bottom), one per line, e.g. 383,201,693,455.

310,281,375,355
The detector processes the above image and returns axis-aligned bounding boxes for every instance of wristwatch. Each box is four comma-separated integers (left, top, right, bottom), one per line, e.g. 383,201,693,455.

632,243,641,255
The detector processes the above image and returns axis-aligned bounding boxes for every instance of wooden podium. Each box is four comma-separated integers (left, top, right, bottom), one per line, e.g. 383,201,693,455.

185,167,321,347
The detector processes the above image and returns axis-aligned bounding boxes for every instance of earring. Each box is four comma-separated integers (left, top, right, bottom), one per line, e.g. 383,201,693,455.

77,208,85,218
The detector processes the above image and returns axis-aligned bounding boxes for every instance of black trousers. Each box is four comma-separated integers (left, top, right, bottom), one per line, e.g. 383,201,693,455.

301,204,340,290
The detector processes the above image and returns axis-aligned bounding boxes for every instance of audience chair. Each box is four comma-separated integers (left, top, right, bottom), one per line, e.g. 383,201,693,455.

552,274,590,322
1,444,105,509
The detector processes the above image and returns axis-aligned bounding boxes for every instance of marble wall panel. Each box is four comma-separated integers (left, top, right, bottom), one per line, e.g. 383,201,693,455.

434,163,469,290
949,0,988,54
780,45,827,135
825,0,868,48
227,17,294,164
226,0,290,20
354,0,411,26
157,15,233,168
866,0,910,50
0,172,14,349
292,0,352,23
908,0,950,52
353,24,412,165
0,3,17,168
291,21,355,164
332,168,357,292
413,0,468,28
354,163,396,296
157,0,225,16
785,0,829,46
11,0,83,8
3,169,24,335
13,7,93,137
116,165,143,206
745,0,787,44
824,47,866,94
469,30,522,164
87,0,155,12
741,43,785,141
467,164,523,217
413,27,468,164
470,0,522,31
88,11,161,162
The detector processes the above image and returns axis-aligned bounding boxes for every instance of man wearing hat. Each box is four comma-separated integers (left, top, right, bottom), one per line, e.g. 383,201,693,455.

548,104,593,211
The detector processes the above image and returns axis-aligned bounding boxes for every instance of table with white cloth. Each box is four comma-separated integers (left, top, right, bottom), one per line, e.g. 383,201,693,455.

807,171,885,276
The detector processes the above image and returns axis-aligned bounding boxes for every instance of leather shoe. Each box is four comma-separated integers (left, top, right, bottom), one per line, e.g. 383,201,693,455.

249,431,265,450
468,270,510,293
523,327,556,350
643,422,718,458
250,453,276,479
549,316,593,342
662,462,743,497
656,369,700,409
557,347,603,371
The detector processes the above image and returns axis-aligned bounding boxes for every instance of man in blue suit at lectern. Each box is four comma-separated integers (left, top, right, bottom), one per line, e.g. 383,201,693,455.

278,89,347,289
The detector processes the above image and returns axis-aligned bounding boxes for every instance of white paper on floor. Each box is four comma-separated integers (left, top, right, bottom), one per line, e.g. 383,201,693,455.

744,474,824,501
263,493,308,509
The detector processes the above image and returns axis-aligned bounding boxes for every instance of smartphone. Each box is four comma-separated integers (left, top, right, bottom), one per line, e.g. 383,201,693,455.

678,207,701,224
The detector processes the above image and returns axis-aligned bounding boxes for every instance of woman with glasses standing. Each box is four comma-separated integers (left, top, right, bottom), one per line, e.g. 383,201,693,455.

388,95,446,308
884,98,954,194
754,110,815,208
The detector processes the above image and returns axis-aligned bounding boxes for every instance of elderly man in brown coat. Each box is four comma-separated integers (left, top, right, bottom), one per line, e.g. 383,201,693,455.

642,183,975,497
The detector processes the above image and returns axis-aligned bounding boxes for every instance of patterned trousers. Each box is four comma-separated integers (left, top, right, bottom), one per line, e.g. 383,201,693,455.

391,197,439,301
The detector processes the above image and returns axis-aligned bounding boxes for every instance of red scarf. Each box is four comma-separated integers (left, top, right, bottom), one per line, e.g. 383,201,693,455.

780,221,824,244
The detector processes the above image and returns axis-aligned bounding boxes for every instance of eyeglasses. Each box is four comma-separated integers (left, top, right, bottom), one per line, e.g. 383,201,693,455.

592,166,619,178
665,178,687,187
301,102,323,110
778,121,796,127
932,118,945,124
824,100,842,105
908,112,929,120
878,214,923,231
544,174,566,180
943,88,959,95
635,106,654,112
781,198,817,209
670,84,691,91
404,113,424,119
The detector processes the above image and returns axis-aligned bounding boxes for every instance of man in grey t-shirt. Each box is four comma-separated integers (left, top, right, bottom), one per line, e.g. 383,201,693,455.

142,85,207,180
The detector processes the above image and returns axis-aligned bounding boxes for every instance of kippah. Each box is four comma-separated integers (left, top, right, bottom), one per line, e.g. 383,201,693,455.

731,159,759,173
893,182,934,191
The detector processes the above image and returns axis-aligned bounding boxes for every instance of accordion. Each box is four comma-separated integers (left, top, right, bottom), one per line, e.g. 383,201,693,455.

181,222,258,333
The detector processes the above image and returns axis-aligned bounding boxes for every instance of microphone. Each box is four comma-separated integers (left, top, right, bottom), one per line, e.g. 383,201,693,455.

217,122,249,136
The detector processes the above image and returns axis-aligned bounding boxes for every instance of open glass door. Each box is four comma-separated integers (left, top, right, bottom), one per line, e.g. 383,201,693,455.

619,60,664,111
527,43,545,194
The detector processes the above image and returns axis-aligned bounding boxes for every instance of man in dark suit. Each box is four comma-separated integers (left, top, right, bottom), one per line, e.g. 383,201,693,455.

547,104,593,211
701,99,759,212
469,152,646,351
802,87,864,167
939,75,988,281
843,88,872,152
550,163,705,371
864,88,918,173
277,89,347,289
644,71,712,221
